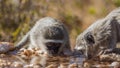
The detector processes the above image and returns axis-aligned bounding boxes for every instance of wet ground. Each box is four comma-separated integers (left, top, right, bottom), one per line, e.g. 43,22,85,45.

0,48,120,68
0,42,120,68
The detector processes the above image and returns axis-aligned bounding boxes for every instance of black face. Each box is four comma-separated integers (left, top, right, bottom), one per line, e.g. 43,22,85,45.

45,42,62,55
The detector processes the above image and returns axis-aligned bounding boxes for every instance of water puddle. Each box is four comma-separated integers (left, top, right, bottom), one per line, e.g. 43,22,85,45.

0,48,119,68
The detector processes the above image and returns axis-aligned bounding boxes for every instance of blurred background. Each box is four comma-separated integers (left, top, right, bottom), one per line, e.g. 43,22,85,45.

0,0,119,48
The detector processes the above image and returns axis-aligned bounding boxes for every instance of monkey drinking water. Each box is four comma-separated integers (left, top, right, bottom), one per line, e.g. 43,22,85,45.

12,17,71,56
74,8,120,59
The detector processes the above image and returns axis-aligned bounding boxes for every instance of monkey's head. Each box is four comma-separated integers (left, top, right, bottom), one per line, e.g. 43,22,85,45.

74,32,101,59
43,26,65,56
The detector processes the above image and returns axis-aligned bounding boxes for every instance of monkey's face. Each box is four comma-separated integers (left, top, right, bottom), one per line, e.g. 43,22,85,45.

43,26,65,56
74,32,97,59
45,42,62,56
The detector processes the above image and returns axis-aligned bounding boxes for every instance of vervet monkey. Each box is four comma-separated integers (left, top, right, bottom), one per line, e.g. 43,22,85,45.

74,8,120,58
12,17,71,56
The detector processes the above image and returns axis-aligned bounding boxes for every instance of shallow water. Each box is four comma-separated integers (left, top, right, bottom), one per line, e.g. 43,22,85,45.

0,54,119,68
0,48,120,68
45,55,86,67
0,54,85,68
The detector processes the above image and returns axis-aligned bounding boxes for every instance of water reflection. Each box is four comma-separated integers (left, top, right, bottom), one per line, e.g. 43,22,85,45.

0,48,119,68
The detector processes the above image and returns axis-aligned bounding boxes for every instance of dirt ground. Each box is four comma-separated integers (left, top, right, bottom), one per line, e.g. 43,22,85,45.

0,42,119,68
0,48,119,68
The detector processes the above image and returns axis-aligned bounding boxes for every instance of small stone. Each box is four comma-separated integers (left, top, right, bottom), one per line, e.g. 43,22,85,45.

7,62,12,65
33,65,42,68
24,64,34,68
20,54,28,59
23,50,32,56
46,64,58,68
111,62,120,68
34,48,40,51
83,62,92,68
19,48,26,52
59,63,69,68
12,62,23,67
68,63,78,68
0,54,6,57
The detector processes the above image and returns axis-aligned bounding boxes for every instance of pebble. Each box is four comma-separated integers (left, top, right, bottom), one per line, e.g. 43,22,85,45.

46,64,58,68
58,63,69,68
111,62,120,68
68,63,78,68
12,62,23,67
83,62,92,68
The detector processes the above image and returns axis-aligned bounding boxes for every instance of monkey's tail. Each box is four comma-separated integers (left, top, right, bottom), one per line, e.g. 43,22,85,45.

15,31,30,51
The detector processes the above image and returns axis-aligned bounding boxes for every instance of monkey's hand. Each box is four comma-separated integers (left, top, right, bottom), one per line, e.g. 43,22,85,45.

98,48,113,55
8,48,19,55
0,42,17,54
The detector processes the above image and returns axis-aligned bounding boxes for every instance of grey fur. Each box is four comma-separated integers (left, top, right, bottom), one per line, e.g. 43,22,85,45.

14,17,71,55
75,8,120,58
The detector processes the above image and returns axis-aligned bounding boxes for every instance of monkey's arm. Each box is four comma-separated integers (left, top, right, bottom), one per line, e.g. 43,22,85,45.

8,32,30,54
15,31,30,50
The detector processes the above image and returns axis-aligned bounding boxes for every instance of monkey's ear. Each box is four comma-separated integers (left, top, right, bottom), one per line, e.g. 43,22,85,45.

85,32,95,44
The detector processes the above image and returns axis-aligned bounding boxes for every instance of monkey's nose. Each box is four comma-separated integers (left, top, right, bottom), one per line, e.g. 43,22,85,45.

73,49,84,57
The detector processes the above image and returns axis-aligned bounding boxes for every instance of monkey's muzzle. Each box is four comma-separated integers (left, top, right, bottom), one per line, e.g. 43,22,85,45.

46,42,62,55
74,45,93,59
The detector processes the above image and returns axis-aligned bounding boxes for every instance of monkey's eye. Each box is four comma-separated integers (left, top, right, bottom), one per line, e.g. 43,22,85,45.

45,42,62,50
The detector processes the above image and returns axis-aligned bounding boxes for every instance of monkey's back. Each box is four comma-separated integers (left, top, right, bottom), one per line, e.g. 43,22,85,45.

31,17,65,38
